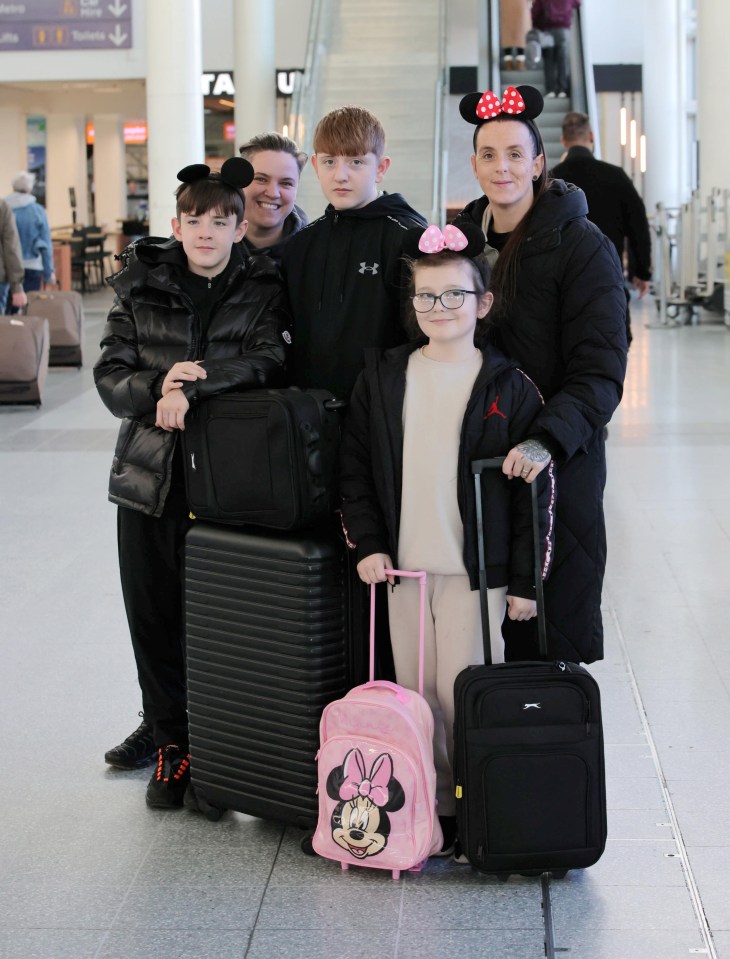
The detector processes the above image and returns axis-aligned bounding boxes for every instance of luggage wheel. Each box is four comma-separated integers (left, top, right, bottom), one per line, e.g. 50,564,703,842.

300,833,316,856
184,783,225,821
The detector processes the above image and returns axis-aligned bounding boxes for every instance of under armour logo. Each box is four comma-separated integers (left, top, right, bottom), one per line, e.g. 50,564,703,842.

485,395,507,420
359,262,379,275
522,703,542,710
282,330,292,344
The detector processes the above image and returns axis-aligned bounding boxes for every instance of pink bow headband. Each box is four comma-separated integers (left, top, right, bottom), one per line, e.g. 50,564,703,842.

403,221,486,261
338,749,393,807
418,224,468,254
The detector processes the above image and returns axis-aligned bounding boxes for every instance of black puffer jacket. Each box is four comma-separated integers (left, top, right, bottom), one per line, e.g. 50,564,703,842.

340,342,555,598
455,180,628,662
94,237,288,517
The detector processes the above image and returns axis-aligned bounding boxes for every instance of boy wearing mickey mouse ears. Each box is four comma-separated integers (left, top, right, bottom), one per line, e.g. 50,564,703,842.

95,158,289,808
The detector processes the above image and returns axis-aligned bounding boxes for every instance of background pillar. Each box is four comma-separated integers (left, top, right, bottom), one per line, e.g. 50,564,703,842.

233,0,276,145
697,2,730,194
146,0,205,237
92,114,127,245
46,113,88,229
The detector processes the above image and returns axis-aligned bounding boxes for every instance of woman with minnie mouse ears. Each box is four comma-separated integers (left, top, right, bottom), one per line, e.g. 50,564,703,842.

95,155,289,809
339,219,554,859
452,84,628,667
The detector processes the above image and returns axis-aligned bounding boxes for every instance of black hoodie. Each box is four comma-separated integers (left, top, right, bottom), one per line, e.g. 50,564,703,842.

281,192,426,399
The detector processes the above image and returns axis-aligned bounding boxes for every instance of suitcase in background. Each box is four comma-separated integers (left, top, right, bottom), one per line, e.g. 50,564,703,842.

453,457,607,877
185,521,366,827
26,290,83,367
0,316,50,406
182,388,345,531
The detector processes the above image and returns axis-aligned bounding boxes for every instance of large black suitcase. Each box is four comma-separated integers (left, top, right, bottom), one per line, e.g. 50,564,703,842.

185,521,366,827
182,388,344,530
453,457,607,876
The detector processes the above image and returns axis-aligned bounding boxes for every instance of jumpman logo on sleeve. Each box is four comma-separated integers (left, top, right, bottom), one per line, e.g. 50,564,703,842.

484,395,507,420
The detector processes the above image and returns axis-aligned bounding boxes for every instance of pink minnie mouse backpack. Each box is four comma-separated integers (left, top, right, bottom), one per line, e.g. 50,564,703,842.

313,570,443,879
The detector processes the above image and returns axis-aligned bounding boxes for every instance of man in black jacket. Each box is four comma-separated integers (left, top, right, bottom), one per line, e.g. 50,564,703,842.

94,158,288,807
550,112,651,343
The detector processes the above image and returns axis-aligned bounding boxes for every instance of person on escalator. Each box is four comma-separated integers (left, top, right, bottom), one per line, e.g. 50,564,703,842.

531,0,580,98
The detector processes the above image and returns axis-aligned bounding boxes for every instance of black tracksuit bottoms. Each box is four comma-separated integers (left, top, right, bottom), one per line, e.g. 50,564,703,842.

116,451,192,749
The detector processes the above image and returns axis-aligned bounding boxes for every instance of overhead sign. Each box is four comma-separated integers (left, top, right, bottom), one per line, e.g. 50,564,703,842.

0,0,132,51
201,69,304,99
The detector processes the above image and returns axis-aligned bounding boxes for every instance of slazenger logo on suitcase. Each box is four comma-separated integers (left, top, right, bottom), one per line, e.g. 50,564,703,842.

522,703,542,709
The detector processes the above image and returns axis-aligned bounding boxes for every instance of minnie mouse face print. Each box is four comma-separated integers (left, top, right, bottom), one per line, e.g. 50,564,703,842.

325,748,405,860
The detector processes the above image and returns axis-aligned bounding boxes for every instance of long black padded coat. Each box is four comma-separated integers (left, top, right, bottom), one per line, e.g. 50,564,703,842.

455,180,628,663
94,237,288,517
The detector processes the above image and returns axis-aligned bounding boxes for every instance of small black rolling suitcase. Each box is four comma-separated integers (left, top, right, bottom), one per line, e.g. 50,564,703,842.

453,458,607,877
185,521,366,827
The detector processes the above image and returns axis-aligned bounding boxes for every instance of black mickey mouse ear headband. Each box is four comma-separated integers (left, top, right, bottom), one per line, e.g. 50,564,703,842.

402,221,485,261
177,156,254,190
459,84,544,125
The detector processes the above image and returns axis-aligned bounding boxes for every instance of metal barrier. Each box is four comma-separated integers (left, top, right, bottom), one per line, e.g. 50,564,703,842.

650,189,729,328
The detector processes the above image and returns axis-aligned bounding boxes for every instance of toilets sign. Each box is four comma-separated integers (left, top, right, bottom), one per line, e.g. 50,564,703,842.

0,0,132,50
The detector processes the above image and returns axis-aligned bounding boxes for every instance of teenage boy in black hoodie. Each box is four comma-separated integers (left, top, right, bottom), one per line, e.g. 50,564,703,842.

281,105,426,400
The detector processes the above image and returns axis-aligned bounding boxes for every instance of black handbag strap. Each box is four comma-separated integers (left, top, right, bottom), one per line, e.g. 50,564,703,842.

472,457,548,664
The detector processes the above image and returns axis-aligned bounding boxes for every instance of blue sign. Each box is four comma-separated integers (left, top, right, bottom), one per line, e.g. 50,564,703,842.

0,0,132,50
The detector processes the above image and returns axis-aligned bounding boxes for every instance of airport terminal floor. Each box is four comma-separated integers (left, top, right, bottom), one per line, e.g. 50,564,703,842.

1,288,729,959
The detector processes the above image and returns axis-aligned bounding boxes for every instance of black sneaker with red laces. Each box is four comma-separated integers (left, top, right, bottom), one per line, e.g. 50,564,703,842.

104,713,156,769
145,745,191,809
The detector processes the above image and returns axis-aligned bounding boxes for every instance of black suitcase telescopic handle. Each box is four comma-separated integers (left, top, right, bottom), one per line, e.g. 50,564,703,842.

472,457,548,663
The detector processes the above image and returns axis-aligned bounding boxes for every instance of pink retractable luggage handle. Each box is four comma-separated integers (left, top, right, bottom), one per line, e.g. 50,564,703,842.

369,569,426,696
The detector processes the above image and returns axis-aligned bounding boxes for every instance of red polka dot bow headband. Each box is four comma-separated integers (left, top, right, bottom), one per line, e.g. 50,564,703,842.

459,84,544,125
476,86,525,119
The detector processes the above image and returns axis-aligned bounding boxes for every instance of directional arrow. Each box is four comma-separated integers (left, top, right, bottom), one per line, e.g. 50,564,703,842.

108,23,128,45
108,0,128,16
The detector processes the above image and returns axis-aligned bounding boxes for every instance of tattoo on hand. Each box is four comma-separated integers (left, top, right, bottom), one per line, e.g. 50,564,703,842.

516,440,550,463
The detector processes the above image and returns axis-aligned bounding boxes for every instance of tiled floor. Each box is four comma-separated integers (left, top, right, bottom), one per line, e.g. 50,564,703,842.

1,290,728,958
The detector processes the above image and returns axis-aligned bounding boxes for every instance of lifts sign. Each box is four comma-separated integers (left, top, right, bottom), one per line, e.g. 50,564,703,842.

0,0,132,50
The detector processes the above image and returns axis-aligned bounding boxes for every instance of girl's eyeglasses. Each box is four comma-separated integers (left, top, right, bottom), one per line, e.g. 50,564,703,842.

412,290,477,313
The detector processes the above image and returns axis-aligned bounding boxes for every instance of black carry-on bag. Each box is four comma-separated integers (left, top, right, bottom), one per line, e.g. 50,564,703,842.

182,388,345,531
453,457,607,877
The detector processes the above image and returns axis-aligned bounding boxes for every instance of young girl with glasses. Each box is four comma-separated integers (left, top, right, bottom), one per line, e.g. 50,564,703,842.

339,221,555,858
